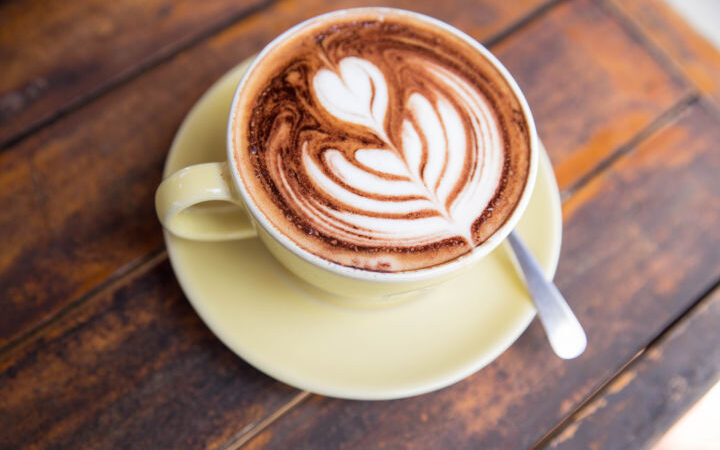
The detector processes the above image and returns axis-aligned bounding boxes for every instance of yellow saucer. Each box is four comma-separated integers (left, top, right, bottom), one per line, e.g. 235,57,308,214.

163,59,562,400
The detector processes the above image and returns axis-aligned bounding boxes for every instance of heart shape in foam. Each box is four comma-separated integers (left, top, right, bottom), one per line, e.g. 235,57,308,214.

313,57,389,139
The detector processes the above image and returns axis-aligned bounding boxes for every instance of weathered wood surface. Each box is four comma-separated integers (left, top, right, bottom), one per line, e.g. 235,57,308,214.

0,259,299,449
496,0,690,190
240,100,720,449
0,0,272,147
1,0,718,448
0,0,687,351
609,0,720,108
546,285,720,450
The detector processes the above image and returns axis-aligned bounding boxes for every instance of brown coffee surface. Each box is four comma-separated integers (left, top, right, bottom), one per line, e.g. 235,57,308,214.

232,9,532,272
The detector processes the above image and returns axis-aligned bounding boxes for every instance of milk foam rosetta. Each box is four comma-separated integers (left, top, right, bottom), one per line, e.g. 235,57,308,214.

234,10,532,271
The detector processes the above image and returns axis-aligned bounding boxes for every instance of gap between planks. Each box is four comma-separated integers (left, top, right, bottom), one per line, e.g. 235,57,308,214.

217,391,312,450
598,0,692,92
483,0,568,47
601,0,720,119
0,247,168,369
531,277,720,449
561,92,700,202
0,0,279,153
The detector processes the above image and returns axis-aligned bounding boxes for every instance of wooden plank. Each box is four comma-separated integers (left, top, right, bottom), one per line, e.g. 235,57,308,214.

0,0,273,148
239,101,720,449
608,0,720,108
493,0,690,190
546,285,720,449
0,259,299,449
0,0,554,349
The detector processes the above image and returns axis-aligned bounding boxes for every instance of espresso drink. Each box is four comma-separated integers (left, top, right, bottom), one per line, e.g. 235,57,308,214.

232,9,532,272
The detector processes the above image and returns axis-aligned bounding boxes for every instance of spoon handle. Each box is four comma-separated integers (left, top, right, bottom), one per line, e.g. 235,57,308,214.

507,231,587,359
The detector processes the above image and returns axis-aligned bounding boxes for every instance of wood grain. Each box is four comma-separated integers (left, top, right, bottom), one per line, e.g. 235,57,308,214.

546,285,720,449
0,259,298,450
240,101,720,449
0,0,274,148
0,0,553,350
494,0,690,190
608,0,720,108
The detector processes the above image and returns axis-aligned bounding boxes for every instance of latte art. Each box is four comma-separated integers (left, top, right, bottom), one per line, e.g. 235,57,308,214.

297,56,502,247
233,10,532,271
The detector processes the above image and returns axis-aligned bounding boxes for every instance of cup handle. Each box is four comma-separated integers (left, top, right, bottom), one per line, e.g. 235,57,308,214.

155,162,256,241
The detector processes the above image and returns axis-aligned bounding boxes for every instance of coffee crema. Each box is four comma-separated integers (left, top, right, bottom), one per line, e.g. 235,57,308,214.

233,9,532,272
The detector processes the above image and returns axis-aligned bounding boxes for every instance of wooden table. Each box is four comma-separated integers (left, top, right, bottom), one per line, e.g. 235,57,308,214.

2,0,719,448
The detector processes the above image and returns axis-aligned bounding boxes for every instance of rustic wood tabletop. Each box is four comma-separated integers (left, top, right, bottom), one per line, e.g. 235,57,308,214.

1,0,719,448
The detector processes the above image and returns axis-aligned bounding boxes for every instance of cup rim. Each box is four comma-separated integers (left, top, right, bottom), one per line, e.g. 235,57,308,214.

226,7,539,283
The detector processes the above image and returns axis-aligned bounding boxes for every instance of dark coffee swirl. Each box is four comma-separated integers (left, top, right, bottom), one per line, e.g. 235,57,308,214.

232,9,532,272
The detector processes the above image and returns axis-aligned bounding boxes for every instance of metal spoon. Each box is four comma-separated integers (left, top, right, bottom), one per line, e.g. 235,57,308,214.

507,231,587,359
